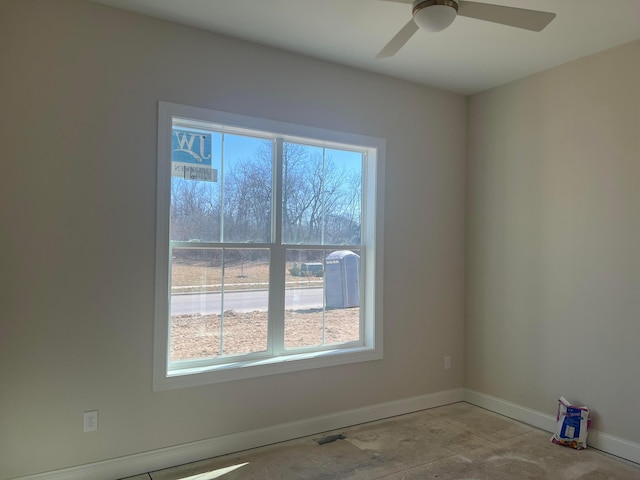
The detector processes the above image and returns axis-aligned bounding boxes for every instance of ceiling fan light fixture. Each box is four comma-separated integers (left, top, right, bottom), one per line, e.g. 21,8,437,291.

412,0,458,33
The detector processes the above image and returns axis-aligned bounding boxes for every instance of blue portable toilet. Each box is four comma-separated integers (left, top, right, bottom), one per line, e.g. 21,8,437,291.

325,250,360,308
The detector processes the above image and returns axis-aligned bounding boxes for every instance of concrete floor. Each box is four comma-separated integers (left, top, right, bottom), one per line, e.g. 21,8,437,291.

124,402,640,479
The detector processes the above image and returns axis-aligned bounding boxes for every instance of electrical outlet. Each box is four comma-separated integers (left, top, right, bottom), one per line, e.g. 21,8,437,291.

444,355,452,370
83,410,98,432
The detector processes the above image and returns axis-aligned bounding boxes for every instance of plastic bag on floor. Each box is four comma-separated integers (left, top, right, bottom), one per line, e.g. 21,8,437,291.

551,396,591,450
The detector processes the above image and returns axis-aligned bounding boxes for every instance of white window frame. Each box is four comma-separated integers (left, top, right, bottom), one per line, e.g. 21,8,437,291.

154,102,385,390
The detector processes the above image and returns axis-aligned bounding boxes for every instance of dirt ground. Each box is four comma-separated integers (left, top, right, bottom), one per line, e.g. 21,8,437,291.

171,307,360,361
169,259,360,361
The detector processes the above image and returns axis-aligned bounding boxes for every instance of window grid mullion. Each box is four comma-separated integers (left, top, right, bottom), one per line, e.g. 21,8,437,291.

219,249,226,357
219,133,226,243
269,138,286,355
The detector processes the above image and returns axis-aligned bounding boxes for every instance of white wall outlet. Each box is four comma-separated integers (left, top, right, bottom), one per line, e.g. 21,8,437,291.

83,410,98,432
444,355,452,370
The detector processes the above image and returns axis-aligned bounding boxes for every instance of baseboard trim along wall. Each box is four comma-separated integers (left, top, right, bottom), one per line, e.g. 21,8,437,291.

464,389,640,465
13,388,464,480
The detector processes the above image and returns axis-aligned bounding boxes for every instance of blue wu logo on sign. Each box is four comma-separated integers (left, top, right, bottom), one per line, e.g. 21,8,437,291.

171,128,217,182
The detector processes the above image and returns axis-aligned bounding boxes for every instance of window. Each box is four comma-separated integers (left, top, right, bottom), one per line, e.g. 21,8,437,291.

154,102,384,390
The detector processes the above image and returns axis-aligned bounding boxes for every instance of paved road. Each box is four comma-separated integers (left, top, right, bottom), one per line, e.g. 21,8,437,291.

171,287,323,315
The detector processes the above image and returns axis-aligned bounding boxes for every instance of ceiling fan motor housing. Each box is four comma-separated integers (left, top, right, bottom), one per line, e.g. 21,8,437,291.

412,0,459,32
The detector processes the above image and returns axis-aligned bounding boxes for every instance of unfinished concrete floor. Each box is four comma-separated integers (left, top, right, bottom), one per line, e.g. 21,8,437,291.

124,402,640,479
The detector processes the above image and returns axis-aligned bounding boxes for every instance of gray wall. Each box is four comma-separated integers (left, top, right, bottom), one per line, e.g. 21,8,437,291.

0,1,466,478
466,40,640,443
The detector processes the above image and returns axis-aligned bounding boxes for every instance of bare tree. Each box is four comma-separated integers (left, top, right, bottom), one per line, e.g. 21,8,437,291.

170,138,362,250
224,151,272,242
170,178,220,241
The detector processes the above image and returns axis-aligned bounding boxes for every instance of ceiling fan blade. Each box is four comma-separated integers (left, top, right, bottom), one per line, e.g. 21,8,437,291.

458,1,556,32
376,19,419,58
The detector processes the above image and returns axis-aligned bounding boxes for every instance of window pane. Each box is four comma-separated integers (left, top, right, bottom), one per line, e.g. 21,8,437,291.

284,249,361,350
282,143,323,244
170,248,223,362
323,149,362,245
169,248,269,362
223,134,273,243
285,249,325,349
221,249,269,356
282,143,363,245
324,248,361,345
170,130,222,242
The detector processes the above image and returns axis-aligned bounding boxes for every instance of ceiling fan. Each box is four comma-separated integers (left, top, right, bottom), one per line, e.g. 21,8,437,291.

377,0,556,58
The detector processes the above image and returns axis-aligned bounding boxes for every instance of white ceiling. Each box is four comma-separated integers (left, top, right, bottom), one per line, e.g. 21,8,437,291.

93,0,640,94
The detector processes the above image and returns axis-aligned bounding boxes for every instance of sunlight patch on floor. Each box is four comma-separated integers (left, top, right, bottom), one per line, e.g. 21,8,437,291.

176,462,249,480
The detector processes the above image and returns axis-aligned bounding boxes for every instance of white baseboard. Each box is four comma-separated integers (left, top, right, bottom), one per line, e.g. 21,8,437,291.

12,388,464,480
464,389,640,465
463,389,557,432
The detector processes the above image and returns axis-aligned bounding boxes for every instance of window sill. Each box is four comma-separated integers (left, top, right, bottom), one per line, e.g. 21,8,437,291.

154,346,382,391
